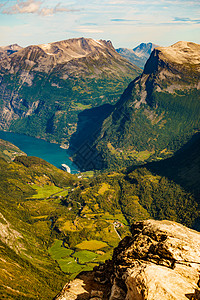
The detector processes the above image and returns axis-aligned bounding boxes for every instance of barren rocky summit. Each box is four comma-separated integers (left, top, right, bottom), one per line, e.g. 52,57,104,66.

157,41,200,65
55,220,200,300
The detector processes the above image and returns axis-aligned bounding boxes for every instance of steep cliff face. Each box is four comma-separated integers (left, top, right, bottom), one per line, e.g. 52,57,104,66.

0,37,141,144
83,41,200,170
55,220,200,300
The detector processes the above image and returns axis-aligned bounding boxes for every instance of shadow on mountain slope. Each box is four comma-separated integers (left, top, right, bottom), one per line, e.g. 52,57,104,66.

145,133,200,198
70,103,114,152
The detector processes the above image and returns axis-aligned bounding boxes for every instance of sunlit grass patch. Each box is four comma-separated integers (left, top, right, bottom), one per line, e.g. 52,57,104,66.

30,184,63,199
79,263,99,273
75,240,108,250
98,183,110,195
57,259,83,274
61,220,77,232
73,250,98,264
113,214,129,225
48,240,73,260
31,215,48,220
107,172,121,177
71,102,92,110
55,190,69,197
94,250,113,262
81,171,94,179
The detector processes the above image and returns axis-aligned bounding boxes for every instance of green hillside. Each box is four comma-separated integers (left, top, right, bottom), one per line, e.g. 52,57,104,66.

74,42,200,171
0,138,25,161
0,156,76,299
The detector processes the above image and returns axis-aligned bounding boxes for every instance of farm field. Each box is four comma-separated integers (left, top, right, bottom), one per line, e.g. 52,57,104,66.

30,184,69,199
48,240,102,279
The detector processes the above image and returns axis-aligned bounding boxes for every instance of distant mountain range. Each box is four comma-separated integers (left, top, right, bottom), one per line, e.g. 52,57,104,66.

116,42,158,68
0,38,141,145
73,41,200,171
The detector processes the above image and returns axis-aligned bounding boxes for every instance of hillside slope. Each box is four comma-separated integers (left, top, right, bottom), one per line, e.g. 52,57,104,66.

0,155,77,299
0,138,25,161
145,133,200,199
80,41,200,170
0,38,141,145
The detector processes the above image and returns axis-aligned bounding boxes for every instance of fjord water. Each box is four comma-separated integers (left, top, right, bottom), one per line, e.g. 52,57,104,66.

0,131,79,173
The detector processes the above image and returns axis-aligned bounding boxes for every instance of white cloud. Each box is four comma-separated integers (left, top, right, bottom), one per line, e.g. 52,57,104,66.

1,0,79,16
76,26,104,33
2,0,42,14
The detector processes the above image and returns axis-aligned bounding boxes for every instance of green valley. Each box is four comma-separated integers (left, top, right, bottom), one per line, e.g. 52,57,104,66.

0,127,199,298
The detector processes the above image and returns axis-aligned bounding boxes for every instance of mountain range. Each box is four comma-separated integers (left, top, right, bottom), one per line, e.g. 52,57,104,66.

0,37,200,299
0,37,141,146
74,41,200,171
116,42,158,68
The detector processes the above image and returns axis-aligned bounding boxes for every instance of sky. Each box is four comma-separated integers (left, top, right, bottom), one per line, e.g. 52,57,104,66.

0,0,199,49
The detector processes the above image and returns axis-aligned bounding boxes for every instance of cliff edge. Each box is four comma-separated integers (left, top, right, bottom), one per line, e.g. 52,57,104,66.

55,220,200,300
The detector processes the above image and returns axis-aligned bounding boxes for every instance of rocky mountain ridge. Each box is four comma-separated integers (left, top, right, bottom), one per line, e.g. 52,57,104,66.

1,38,134,76
144,41,200,92
0,37,141,144
55,220,200,300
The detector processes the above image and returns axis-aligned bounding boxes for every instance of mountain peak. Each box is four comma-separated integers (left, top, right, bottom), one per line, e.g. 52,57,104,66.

0,43,23,61
0,43,22,51
0,36,141,145
156,41,200,65
116,42,158,69
83,40,200,170
38,37,115,60
132,42,158,57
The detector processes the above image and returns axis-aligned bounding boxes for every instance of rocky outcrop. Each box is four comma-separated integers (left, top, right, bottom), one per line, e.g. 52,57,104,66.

56,220,200,300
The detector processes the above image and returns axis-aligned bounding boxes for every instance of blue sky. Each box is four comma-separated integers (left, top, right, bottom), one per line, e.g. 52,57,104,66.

0,0,199,48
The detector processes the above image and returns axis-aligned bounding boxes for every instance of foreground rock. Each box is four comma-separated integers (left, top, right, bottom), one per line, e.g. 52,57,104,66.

56,220,200,300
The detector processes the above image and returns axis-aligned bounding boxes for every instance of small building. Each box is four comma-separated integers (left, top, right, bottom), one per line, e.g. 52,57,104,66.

61,164,71,173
